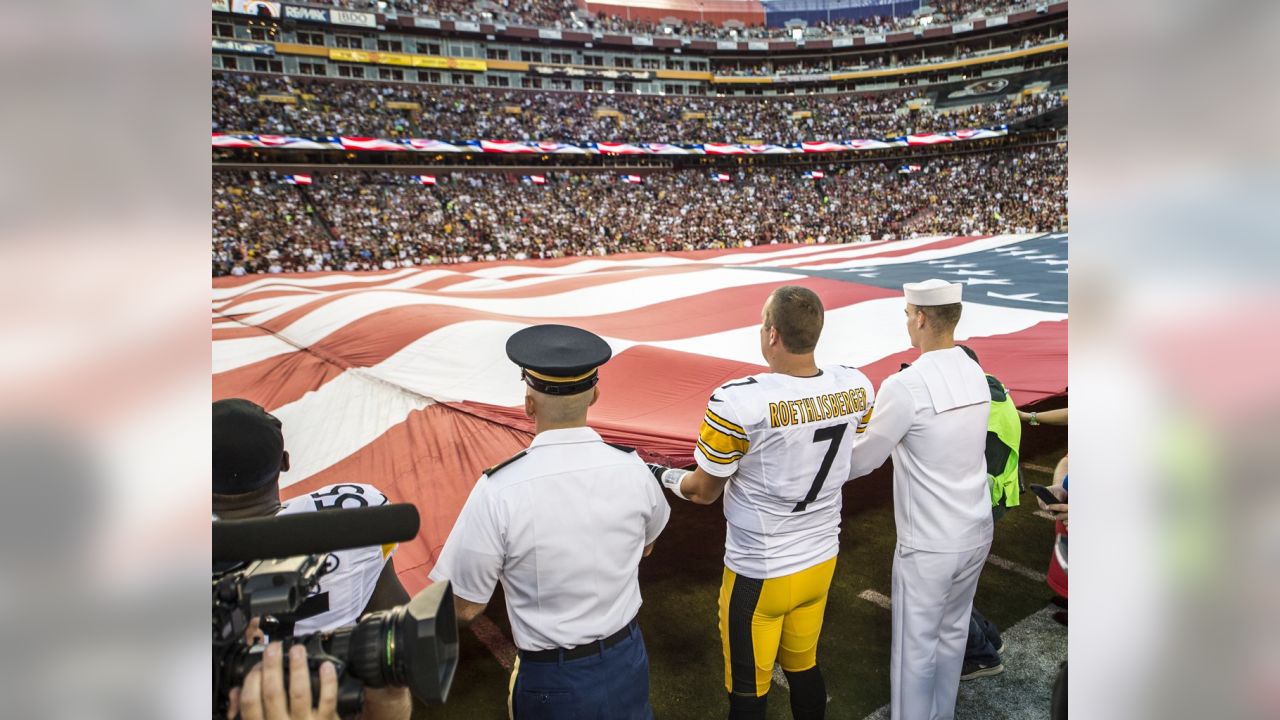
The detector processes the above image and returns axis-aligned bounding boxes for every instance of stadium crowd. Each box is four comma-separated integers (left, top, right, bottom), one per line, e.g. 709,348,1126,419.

323,0,1038,41
212,72,1065,144
715,29,1063,75
212,144,1066,275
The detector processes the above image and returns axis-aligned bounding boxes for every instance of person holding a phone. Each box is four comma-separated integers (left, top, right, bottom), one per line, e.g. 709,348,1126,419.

1031,454,1069,527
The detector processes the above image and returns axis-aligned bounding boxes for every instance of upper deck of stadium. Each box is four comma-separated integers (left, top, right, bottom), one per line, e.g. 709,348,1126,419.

213,0,1066,97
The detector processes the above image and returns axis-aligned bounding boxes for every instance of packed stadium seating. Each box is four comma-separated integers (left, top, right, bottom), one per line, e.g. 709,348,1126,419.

212,71,1064,143
323,0,1036,41
212,144,1066,275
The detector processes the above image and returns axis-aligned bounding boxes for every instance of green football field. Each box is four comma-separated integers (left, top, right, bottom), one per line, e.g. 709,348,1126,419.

415,416,1067,720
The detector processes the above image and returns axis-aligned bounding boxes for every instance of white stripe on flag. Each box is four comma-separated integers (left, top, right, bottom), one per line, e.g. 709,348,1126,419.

215,293,332,327
214,269,460,313
213,287,323,313
647,297,1064,367
212,268,423,302
740,234,956,267
212,268,804,373
464,256,695,280
212,334,298,375
274,371,433,488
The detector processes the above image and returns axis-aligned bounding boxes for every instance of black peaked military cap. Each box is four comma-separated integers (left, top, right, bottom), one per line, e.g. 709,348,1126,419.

506,324,613,396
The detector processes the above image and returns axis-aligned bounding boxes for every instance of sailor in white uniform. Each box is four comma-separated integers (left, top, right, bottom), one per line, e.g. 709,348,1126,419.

846,279,993,720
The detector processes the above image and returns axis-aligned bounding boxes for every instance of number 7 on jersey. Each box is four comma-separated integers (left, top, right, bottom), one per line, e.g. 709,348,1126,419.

793,425,848,512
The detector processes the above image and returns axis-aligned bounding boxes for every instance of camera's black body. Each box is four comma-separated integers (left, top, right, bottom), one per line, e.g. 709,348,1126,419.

212,542,457,718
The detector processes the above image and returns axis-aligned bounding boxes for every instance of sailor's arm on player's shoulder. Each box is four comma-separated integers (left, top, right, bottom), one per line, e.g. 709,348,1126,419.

847,376,913,480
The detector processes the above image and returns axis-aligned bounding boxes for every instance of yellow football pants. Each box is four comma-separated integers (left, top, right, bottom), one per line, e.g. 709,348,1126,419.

718,556,838,697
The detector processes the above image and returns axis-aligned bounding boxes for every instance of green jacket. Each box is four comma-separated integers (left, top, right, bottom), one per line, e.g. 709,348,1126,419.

985,374,1022,508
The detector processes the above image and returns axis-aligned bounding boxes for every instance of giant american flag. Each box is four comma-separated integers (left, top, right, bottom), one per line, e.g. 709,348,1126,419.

212,233,1067,591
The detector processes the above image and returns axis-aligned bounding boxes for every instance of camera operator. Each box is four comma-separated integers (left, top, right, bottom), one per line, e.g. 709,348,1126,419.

227,642,341,720
213,398,413,720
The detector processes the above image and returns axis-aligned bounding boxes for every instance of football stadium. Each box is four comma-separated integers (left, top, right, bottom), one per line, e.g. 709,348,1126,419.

211,0,1068,717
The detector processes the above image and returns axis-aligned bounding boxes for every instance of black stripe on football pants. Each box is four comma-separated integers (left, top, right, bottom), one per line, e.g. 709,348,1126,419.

728,574,765,696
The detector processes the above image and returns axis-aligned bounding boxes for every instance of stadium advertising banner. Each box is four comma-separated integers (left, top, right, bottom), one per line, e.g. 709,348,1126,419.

230,0,280,17
330,9,376,27
377,52,414,67
326,49,486,71
212,39,276,56
212,0,230,11
778,73,831,83
412,56,487,71
532,64,651,81
329,48,376,63
283,4,330,23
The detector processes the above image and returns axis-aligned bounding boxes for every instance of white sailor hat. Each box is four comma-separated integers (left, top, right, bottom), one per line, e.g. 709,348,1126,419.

903,278,962,306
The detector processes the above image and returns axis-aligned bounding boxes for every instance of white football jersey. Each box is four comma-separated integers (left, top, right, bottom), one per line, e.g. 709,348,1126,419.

694,367,875,579
277,482,397,634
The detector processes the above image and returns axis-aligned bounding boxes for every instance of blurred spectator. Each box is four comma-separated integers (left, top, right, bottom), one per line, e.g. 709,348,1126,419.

212,144,1067,276
211,72,1065,144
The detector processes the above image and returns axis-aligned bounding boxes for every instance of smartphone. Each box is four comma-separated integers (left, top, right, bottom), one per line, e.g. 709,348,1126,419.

1028,483,1064,506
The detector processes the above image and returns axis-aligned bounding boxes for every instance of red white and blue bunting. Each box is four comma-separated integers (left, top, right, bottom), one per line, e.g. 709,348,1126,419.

211,126,1009,155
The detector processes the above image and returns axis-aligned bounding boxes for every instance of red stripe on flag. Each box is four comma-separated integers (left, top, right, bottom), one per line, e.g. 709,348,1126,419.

279,403,534,591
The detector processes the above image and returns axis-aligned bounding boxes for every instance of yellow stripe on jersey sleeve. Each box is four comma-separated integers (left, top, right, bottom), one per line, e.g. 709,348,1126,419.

699,418,750,458
697,439,741,465
856,406,873,433
705,408,747,437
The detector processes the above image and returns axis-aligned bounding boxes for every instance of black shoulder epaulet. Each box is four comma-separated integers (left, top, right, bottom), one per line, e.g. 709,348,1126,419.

605,442,636,454
483,450,528,477
719,376,759,390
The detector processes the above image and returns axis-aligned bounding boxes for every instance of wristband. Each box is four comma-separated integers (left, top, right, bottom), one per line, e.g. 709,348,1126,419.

659,468,691,501
1029,411,1039,426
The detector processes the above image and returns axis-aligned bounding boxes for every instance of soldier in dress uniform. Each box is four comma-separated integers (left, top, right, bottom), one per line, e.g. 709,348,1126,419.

846,279,993,720
429,324,670,720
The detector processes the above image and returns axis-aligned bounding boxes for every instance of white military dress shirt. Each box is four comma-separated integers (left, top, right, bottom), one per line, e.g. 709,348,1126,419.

429,427,670,651
847,347,993,553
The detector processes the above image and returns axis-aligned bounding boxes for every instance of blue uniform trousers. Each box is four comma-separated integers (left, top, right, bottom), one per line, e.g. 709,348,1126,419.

511,623,653,720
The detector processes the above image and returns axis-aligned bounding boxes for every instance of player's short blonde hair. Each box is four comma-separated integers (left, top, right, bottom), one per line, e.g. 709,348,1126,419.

765,286,824,354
